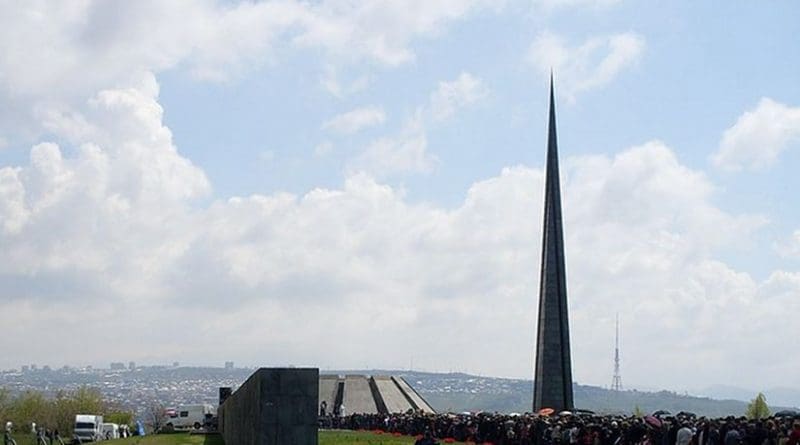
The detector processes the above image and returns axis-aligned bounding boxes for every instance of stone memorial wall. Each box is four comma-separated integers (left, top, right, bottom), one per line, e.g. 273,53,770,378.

220,367,319,445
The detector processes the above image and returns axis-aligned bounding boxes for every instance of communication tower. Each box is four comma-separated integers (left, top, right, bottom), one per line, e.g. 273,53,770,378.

611,314,623,391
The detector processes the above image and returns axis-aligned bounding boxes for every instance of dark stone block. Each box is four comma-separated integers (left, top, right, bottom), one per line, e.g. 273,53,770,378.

220,367,319,445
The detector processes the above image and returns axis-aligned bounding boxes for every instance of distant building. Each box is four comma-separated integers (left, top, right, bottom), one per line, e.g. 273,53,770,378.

225,361,234,370
42,365,51,372
30,364,38,371
110,362,126,370
21,365,29,373
128,361,136,370
172,362,180,368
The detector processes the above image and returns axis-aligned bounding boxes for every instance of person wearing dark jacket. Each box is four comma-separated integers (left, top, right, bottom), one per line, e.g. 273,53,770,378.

415,431,439,445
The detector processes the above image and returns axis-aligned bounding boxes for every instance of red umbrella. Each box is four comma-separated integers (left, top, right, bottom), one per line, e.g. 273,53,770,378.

645,416,662,429
538,408,555,416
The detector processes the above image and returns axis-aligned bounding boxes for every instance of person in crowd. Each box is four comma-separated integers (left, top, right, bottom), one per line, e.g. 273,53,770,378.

725,424,741,445
677,422,694,445
34,426,45,445
764,420,778,445
4,422,15,445
708,422,721,445
786,422,800,445
415,430,439,445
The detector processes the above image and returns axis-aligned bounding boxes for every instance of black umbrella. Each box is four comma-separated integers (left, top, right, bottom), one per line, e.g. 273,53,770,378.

774,410,799,418
677,411,697,418
653,410,672,417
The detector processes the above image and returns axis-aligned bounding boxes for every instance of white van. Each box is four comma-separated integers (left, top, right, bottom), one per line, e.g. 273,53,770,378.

74,414,103,442
162,404,215,430
101,423,119,440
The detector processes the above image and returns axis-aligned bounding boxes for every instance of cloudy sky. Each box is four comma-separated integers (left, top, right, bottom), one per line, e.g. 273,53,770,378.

1,1,799,394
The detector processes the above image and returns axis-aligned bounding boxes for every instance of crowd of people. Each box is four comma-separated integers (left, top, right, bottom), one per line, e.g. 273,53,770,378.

320,410,800,445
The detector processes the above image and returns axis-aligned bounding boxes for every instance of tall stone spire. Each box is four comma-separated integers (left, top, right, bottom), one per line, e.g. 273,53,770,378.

533,75,574,412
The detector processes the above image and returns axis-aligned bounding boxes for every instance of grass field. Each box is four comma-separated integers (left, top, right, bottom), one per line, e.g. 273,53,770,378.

320,430,426,444
8,430,438,445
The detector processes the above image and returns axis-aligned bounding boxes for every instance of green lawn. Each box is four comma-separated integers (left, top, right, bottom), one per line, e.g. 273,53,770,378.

8,430,435,445
8,434,222,445
319,430,424,444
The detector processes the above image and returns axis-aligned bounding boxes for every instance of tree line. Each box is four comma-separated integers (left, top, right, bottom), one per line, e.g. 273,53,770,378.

0,387,132,436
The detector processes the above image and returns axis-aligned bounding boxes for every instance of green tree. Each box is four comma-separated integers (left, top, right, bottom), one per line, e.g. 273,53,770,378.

105,411,134,427
2,387,107,436
633,405,644,418
10,390,50,429
0,388,10,420
746,392,771,420
71,387,105,413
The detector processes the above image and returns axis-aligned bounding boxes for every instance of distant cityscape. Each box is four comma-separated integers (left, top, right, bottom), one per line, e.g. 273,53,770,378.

0,363,247,415
0,363,520,412
2,364,798,418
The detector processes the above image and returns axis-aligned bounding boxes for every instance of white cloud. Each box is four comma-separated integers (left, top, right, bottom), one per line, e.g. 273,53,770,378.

314,141,334,157
429,72,489,121
0,72,208,302
0,166,27,234
528,31,645,100
319,66,371,98
0,1,494,90
322,106,387,134
5,93,794,389
533,0,622,10
349,116,436,177
775,229,800,259
2,0,798,392
294,0,502,66
0,1,498,140
711,98,800,171
346,73,487,177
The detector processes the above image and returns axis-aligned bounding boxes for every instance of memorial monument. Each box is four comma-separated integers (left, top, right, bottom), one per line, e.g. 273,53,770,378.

532,77,575,412
219,367,319,445
318,374,435,415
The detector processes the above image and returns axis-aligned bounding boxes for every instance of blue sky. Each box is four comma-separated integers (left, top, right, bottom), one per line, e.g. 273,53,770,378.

149,0,800,278
155,2,800,200
1,1,800,396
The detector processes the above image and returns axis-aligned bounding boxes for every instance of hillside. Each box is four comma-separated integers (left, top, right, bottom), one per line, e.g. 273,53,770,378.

3,366,796,418
344,370,797,417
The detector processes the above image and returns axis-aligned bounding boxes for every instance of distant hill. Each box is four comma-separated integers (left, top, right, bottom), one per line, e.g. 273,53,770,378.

696,385,800,410
325,370,798,417
3,365,796,418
